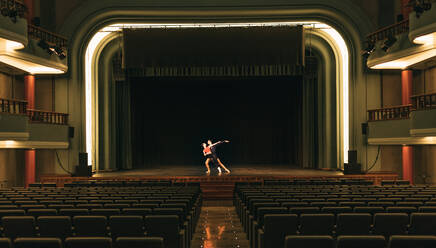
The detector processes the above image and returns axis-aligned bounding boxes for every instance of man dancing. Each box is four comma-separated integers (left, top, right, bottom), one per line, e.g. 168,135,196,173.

202,139,231,175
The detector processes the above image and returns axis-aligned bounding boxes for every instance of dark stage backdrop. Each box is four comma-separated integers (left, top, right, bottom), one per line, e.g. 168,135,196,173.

130,77,302,168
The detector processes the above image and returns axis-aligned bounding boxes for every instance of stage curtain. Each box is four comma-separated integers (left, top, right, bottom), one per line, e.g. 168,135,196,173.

123,26,304,77
302,57,319,168
129,76,303,168
115,79,133,170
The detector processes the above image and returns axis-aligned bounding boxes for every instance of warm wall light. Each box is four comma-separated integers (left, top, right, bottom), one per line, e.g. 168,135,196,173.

370,48,436,69
0,55,65,74
413,32,436,45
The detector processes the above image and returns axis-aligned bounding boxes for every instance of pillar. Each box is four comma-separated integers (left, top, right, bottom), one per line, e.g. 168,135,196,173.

401,70,413,183
24,0,33,23
24,75,35,186
401,0,412,19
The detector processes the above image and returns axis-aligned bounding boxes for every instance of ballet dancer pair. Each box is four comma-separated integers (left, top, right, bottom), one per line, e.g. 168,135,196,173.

202,139,231,175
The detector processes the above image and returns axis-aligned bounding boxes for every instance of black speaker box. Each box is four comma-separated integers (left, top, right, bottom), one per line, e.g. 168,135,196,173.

68,127,74,138
361,123,368,135
348,150,358,164
75,165,92,177
79,152,88,167
344,163,362,175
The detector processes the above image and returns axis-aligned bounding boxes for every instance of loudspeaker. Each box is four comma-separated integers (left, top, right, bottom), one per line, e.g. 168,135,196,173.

75,165,92,177
348,150,358,164
361,123,368,135
68,127,74,138
344,163,362,174
79,152,88,167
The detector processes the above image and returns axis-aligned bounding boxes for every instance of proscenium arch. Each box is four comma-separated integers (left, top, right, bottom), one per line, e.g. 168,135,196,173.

60,1,374,170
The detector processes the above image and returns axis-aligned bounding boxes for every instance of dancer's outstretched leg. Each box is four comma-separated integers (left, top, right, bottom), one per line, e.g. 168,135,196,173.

217,158,231,173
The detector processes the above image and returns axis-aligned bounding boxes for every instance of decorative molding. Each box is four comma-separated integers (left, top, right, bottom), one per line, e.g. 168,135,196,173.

410,128,436,136
0,132,29,139
368,136,436,145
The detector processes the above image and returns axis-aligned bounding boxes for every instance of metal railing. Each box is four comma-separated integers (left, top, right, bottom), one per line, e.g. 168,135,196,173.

366,19,409,43
28,24,68,48
0,98,27,114
368,104,413,121
411,92,436,110
27,109,68,125
0,0,26,19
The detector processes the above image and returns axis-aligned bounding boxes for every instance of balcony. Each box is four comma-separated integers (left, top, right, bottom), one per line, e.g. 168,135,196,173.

0,0,27,49
0,24,67,74
410,92,436,136
367,98,436,145
366,17,436,70
0,98,70,148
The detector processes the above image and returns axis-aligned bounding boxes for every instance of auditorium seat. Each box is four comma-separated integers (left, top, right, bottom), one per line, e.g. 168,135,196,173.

27,209,57,217
116,237,164,248
145,215,185,248
90,208,120,216
386,206,417,214
409,213,436,235
251,207,288,248
122,208,152,216
37,216,72,239
59,208,89,216
322,206,352,215
104,203,130,209
418,206,436,212
299,214,335,235
258,214,298,248
73,216,108,236
388,235,436,248
285,235,334,248
289,207,320,215
0,238,11,248
109,216,144,238
65,237,112,248
14,238,62,248
373,213,409,237
336,213,372,235
336,235,386,248
3,216,35,238
354,206,385,214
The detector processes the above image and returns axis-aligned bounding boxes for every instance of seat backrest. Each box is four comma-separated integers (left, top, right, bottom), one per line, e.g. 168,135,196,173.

59,208,89,217
386,207,417,214
0,238,11,248
27,209,57,217
109,216,144,238
336,213,372,235
285,235,334,248
14,238,62,248
37,216,72,239
299,214,335,235
256,207,288,225
336,235,385,248
354,206,385,214
2,216,35,239
65,237,112,248
90,208,120,217
144,215,180,248
263,214,298,248
409,213,436,235
73,216,108,237
289,207,320,215
115,237,164,248
322,206,353,215
122,208,152,216
388,235,436,248
373,213,409,237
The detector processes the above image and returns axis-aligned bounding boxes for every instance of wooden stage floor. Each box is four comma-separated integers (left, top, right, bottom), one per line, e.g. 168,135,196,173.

93,165,344,177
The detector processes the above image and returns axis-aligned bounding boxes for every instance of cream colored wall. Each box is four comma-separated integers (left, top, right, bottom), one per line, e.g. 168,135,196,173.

414,146,436,184
382,71,402,107
35,77,53,111
380,146,402,174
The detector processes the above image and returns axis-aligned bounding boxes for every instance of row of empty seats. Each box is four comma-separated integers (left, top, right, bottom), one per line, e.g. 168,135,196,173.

235,183,436,248
0,236,164,248
282,235,436,248
0,184,202,248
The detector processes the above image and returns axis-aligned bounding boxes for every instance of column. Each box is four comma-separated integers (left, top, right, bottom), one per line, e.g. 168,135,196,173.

24,75,35,187
401,70,413,183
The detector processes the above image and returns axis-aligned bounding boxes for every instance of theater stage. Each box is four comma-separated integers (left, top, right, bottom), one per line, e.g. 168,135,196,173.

40,165,398,199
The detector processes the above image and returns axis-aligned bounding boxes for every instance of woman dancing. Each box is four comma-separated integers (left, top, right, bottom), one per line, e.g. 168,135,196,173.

202,139,231,175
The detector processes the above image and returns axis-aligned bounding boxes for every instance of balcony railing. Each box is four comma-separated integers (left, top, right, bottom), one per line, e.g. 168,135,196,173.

368,104,413,121
366,19,409,43
27,109,68,125
0,0,26,20
28,24,68,48
0,98,27,114
411,92,436,110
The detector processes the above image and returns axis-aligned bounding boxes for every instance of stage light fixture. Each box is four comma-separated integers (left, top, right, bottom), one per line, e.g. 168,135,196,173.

382,35,397,52
361,41,375,59
408,0,432,18
54,46,66,60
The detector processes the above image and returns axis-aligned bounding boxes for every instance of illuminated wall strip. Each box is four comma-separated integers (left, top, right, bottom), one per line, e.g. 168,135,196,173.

85,21,350,167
